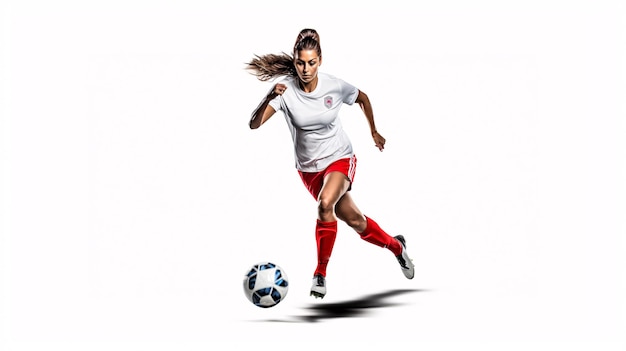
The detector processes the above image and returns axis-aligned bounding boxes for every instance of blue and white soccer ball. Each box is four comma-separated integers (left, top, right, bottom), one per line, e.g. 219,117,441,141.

243,262,289,308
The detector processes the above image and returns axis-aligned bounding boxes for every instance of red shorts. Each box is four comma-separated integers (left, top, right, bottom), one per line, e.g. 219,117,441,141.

298,155,357,200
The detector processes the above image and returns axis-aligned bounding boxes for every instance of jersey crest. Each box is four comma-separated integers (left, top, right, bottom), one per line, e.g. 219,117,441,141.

324,96,333,109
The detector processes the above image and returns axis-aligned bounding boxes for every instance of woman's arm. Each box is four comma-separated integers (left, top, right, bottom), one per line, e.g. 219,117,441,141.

355,90,386,151
249,83,286,129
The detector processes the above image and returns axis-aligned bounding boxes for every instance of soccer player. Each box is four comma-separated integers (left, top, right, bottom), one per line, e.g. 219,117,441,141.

247,29,415,299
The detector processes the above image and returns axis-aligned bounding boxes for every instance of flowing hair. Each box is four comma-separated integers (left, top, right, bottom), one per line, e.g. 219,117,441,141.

246,29,322,82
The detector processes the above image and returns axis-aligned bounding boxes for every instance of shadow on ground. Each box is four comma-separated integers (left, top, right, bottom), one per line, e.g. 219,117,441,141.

298,289,425,323
256,288,426,323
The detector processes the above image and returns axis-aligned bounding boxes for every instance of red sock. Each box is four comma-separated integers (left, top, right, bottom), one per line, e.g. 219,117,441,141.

314,220,337,277
359,216,402,256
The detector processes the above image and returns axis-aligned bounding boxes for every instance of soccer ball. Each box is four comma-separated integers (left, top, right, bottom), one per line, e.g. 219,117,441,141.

243,262,289,308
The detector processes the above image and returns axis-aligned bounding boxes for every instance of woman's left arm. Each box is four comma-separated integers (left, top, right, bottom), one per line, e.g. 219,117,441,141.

355,90,386,151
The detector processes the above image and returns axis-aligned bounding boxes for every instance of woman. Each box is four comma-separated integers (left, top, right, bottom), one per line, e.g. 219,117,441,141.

247,29,414,299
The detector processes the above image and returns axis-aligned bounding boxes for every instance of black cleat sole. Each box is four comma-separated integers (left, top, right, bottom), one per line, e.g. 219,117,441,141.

310,291,325,299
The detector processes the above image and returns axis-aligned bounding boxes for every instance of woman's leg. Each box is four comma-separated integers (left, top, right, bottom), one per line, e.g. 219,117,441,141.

336,192,415,279
335,192,401,255
334,192,367,232
310,171,351,298
313,171,350,277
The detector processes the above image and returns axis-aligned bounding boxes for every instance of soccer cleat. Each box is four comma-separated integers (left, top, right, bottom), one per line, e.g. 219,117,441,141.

394,235,415,279
310,274,326,299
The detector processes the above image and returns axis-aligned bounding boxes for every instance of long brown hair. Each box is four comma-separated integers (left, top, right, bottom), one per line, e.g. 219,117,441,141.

246,28,322,81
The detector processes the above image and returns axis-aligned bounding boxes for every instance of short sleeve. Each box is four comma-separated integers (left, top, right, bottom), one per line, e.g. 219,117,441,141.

339,79,359,105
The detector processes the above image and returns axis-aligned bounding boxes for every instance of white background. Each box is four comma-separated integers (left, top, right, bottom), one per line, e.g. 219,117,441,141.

1,0,625,350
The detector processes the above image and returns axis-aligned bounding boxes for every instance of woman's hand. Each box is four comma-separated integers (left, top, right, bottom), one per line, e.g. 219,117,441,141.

372,131,386,151
273,83,287,96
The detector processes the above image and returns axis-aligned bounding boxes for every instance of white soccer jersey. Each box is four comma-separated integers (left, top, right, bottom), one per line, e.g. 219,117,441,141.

268,72,360,172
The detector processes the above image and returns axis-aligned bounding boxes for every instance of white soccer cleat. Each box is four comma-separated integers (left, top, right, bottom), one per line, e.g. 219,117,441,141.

394,235,415,279
310,274,326,299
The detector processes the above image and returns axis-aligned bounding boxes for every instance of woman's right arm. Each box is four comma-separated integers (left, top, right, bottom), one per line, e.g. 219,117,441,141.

249,83,286,129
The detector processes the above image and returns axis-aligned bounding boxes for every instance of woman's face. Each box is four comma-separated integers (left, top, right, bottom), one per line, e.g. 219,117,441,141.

294,49,321,85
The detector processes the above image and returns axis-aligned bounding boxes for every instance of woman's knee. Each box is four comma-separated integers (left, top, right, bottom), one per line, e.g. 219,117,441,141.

317,195,335,218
